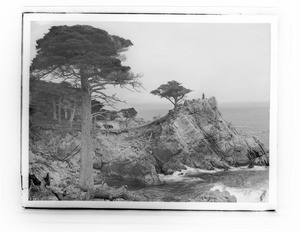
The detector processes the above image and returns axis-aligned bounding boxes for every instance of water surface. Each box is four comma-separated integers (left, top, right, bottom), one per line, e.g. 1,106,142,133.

106,167,269,202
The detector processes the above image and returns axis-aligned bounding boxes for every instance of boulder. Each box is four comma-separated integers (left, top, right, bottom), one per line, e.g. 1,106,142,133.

151,146,181,169
196,189,237,202
94,136,161,185
101,157,160,185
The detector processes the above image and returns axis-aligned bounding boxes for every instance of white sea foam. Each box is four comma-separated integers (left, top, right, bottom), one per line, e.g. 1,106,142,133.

210,184,269,202
158,168,204,183
184,166,224,174
183,165,267,174
158,174,202,183
159,165,267,185
159,165,267,182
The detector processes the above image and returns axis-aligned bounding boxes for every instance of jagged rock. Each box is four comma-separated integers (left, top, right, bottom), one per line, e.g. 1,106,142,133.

196,190,237,202
162,158,187,175
101,158,160,185
91,97,269,179
28,145,83,201
141,97,269,174
93,183,148,201
152,145,181,168
94,135,160,185
28,150,147,201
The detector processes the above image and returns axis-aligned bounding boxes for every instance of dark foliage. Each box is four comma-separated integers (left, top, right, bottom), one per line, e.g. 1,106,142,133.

151,80,192,111
30,25,139,94
120,107,138,119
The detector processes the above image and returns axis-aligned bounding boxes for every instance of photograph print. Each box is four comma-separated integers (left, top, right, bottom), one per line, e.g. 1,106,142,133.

22,12,277,210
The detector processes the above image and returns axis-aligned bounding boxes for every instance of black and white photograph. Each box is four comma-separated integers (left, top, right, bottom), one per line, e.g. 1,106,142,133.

21,13,277,210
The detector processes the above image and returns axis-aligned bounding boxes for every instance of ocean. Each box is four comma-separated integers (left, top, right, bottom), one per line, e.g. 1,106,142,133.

219,103,270,149
107,167,269,202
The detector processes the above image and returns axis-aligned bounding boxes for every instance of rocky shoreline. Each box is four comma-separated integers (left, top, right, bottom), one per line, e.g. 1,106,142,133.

92,97,269,185
28,97,269,202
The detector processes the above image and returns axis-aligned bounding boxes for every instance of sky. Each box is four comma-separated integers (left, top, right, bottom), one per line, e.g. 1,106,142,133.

30,21,270,117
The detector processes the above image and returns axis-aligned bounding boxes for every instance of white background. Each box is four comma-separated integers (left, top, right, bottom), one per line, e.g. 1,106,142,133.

0,0,298,232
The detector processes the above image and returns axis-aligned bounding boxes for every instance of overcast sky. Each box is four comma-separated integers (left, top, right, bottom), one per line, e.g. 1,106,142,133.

30,21,270,111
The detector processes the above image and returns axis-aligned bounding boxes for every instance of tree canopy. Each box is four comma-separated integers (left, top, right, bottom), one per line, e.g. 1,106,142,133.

119,107,137,119
32,25,132,72
151,80,192,112
31,25,140,104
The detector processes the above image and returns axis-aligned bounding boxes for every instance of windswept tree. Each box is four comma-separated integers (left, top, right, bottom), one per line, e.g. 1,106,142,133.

151,80,192,114
31,25,141,190
119,107,138,128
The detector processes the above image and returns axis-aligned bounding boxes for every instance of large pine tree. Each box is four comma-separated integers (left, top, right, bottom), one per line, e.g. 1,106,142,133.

31,25,140,190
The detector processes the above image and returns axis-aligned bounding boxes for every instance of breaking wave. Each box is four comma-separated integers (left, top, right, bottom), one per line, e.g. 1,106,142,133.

159,165,268,182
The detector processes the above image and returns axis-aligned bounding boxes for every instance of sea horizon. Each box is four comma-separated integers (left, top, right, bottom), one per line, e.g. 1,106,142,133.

131,101,269,119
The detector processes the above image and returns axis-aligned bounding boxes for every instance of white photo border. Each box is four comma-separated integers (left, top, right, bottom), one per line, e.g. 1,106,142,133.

21,9,278,210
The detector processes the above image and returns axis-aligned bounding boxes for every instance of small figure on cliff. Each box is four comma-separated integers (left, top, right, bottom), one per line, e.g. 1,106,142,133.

202,93,205,99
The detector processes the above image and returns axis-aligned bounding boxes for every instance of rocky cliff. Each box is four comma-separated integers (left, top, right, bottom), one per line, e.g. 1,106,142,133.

93,97,269,184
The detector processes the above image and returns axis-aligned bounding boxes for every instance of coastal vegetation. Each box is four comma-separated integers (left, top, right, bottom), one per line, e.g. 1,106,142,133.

151,80,192,114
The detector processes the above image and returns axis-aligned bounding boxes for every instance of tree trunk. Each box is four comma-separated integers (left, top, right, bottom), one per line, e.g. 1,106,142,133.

52,98,57,120
173,100,178,116
69,99,76,127
79,75,94,191
58,95,62,124
64,109,68,119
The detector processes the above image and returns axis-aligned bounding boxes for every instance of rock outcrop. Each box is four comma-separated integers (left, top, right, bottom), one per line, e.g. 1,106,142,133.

146,97,269,174
93,97,269,182
93,133,160,185
28,133,149,201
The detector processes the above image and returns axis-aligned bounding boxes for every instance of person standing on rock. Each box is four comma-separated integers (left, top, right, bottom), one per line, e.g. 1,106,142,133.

202,93,205,99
